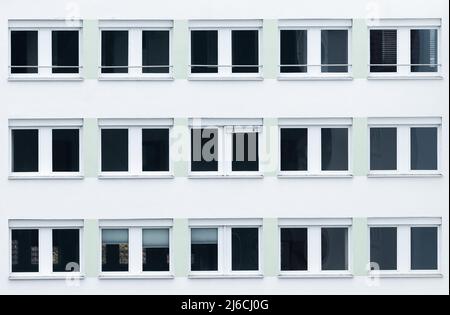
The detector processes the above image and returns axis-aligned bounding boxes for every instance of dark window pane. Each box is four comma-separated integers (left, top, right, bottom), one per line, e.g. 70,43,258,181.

52,129,79,172
53,229,80,272
411,227,438,270
370,30,397,72
280,30,307,73
322,30,348,73
142,129,169,172
52,31,79,74
322,128,349,171
322,228,348,271
11,31,38,74
191,129,218,172
370,227,397,271
411,127,438,171
232,30,259,73
101,31,128,73
102,229,129,272
191,228,218,271
411,29,438,73
232,228,259,271
281,228,308,271
280,128,308,171
12,129,39,173
232,133,259,172
370,128,397,171
11,230,39,273
191,31,218,73
142,31,170,74
101,129,129,172
143,229,170,272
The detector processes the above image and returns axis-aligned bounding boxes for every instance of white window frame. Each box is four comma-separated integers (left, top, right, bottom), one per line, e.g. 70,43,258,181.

188,118,264,178
98,219,174,279
368,117,442,177
9,220,84,280
98,118,174,179
278,218,353,278
278,19,353,80
9,119,84,179
188,20,263,81
189,219,263,278
367,19,442,79
8,20,83,81
98,20,173,81
368,217,442,277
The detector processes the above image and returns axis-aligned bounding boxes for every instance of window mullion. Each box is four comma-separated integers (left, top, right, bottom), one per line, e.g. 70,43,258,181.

38,29,52,77
128,227,142,274
129,29,141,77
309,127,321,173
220,29,232,75
308,227,321,273
397,126,410,173
128,127,141,175
40,127,52,175
397,226,411,273
39,228,53,275
397,27,410,75
308,28,321,75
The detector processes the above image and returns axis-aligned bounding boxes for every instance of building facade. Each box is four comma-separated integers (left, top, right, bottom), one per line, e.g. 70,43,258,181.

0,0,448,295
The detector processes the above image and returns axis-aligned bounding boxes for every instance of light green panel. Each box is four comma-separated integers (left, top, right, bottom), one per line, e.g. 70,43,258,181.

263,118,279,177
263,20,279,79
352,217,369,276
263,218,279,277
352,19,369,79
83,118,99,178
353,117,369,176
83,20,99,80
84,219,99,278
173,219,190,277
173,118,189,177
173,20,189,80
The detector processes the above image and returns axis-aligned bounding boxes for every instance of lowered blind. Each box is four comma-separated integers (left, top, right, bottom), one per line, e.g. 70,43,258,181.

370,30,397,73
143,229,169,248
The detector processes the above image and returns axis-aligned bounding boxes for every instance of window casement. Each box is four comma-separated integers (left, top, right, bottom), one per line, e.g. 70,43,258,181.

278,19,352,80
278,118,352,177
189,219,263,278
98,220,173,278
98,20,173,80
368,218,441,277
188,118,263,178
9,119,83,179
368,117,441,177
188,20,263,80
9,220,83,280
8,20,83,80
98,119,173,178
278,218,352,277
368,19,442,78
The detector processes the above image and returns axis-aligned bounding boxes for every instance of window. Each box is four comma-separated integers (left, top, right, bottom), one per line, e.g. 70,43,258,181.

321,228,348,271
321,128,349,171
101,129,129,172
370,128,397,171
411,227,438,271
232,228,259,271
280,128,308,172
411,128,438,171
280,30,307,73
411,30,439,73
102,229,129,272
191,30,218,73
370,227,398,271
191,129,219,172
370,30,398,73
53,229,80,272
52,31,79,74
142,31,170,73
143,229,170,272
12,129,39,173
52,129,80,172
232,30,259,73
191,228,219,272
101,31,129,74
10,31,38,74
142,129,170,172
321,30,349,73
11,230,39,273
232,133,259,172
280,228,308,271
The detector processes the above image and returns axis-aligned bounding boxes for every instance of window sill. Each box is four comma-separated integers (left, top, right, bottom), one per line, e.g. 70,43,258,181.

368,272,443,279
368,75,444,81
98,174,174,180
367,173,442,178
277,75,353,81
99,274,175,280
188,174,264,179
9,274,85,281
8,175,84,180
8,76,84,82
188,76,264,82
98,76,174,82
277,174,353,179
188,274,264,279
278,273,353,279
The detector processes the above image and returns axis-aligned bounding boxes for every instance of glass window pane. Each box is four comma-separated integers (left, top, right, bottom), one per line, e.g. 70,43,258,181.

232,133,259,172
232,228,259,271
370,128,397,171
191,31,218,73
322,228,348,271
52,31,79,74
143,229,170,272
370,30,397,73
370,227,397,271
411,127,438,171
11,31,38,74
101,129,129,172
411,29,438,73
232,30,259,73
280,228,308,271
102,229,129,272
101,31,128,74
12,129,39,173
411,227,438,270
321,128,349,171
142,31,170,74
321,30,348,73
142,129,169,172
53,229,80,272
11,229,39,273
280,30,307,73
280,128,308,171
191,129,218,172
52,129,79,172
191,228,218,271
